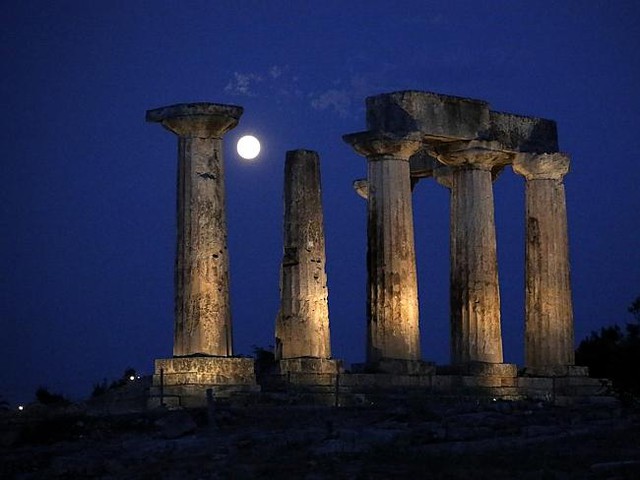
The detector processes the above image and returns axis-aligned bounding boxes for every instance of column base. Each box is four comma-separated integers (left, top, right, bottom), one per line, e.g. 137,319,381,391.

276,357,343,375
352,358,436,375
148,356,259,408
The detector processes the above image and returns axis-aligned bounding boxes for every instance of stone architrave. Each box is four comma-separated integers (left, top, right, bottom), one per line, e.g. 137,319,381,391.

276,150,331,360
431,140,513,365
513,153,575,371
343,131,423,364
146,103,242,357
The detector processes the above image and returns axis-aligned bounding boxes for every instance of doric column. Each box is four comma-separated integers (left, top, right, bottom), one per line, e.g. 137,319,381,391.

276,150,331,360
513,153,574,370
343,131,422,364
146,103,242,357
431,140,513,365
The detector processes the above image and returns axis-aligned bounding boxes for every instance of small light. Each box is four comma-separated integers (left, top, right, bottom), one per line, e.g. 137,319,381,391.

129,375,135,381
136,375,141,380
18,405,24,411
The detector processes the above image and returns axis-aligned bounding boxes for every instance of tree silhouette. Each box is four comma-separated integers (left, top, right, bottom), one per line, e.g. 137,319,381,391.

576,296,640,398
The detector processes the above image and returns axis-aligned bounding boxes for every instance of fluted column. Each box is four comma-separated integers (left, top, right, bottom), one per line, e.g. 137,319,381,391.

146,103,242,357
343,131,422,363
431,140,512,365
276,150,331,360
513,153,574,369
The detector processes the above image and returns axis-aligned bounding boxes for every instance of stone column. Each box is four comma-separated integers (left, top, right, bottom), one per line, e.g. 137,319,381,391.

276,150,331,360
431,140,512,365
146,103,242,357
343,131,423,365
513,153,575,371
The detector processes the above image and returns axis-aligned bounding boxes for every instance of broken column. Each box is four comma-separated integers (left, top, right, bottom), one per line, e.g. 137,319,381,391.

343,131,425,371
275,150,340,377
145,102,257,406
431,140,513,366
513,153,576,374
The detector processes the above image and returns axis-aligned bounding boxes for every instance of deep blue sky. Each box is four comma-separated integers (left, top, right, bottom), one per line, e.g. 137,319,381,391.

2,1,639,404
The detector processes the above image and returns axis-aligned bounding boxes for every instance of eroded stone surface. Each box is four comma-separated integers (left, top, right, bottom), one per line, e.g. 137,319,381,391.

432,141,512,365
343,131,422,364
513,153,575,369
146,102,241,357
275,150,331,360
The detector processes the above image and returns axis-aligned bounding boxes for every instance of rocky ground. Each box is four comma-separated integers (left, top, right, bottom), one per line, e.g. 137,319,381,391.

1,396,639,479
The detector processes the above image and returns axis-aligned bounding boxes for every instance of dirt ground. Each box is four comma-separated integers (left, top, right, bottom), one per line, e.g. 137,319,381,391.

1,398,639,479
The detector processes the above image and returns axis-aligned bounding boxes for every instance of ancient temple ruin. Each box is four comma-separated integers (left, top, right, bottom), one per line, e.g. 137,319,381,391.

144,91,605,407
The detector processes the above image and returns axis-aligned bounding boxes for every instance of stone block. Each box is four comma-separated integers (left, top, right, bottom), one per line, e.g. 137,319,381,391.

149,357,259,407
486,111,558,153
276,358,343,375
521,365,589,377
155,357,256,382
352,359,436,375
340,373,433,390
437,362,517,377
365,91,490,140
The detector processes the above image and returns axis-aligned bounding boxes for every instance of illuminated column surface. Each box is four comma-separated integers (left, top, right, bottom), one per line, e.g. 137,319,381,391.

343,131,422,364
513,153,575,369
146,103,242,357
276,150,331,360
431,140,513,365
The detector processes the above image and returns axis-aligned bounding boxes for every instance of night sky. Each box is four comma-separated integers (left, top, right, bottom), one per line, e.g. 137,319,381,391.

2,1,639,405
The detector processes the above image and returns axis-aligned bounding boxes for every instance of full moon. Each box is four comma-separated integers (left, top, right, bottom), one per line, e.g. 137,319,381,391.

237,135,261,160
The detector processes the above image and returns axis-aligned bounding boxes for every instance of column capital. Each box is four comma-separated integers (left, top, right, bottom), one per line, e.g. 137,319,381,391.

343,131,423,160
146,102,243,138
513,152,570,181
430,140,514,171
433,163,454,189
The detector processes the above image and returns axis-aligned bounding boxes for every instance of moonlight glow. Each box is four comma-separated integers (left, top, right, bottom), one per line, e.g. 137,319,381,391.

237,135,261,160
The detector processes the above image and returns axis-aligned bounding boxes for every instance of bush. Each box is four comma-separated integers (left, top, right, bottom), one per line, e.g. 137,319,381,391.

35,387,70,406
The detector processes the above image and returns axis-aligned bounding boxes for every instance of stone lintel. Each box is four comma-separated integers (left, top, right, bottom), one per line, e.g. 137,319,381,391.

365,90,490,140
431,140,515,170
277,358,343,375
487,111,559,153
146,102,243,138
343,130,423,159
437,362,518,377
513,152,570,180
521,365,589,378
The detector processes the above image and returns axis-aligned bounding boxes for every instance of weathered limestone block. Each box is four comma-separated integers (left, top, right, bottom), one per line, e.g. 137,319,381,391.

430,140,514,365
513,153,575,371
343,131,422,364
149,357,258,407
366,91,490,141
275,150,331,360
146,102,242,356
488,111,559,153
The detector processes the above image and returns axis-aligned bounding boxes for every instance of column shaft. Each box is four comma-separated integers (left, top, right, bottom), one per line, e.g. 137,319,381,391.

276,150,331,359
514,153,574,368
175,136,232,356
449,167,503,364
146,102,242,357
367,156,420,362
